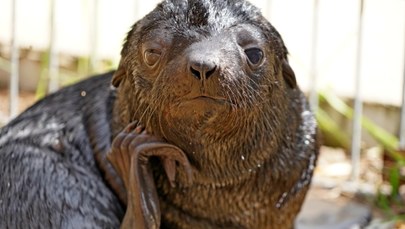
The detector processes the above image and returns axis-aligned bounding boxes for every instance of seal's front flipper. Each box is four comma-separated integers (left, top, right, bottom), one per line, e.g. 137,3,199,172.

107,122,193,229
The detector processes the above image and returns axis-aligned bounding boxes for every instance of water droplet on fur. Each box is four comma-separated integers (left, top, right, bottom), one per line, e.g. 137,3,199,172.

241,155,245,160
304,140,310,145
7,182,10,188
282,192,287,198
276,192,288,209
80,91,87,97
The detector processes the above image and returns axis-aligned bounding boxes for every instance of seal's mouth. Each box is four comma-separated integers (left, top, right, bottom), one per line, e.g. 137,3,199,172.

185,95,233,107
176,93,228,104
192,95,227,102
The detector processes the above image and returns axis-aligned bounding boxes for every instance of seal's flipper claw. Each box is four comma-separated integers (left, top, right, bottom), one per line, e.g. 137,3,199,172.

162,158,177,188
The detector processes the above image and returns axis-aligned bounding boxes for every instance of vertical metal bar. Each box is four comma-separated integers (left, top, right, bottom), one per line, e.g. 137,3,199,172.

9,0,19,118
309,0,319,112
134,0,140,20
89,0,98,73
399,12,405,149
351,0,365,183
48,0,59,93
265,0,272,19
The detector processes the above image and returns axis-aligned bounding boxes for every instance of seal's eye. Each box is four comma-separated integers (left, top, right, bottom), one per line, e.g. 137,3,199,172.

144,49,162,67
245,48,263,66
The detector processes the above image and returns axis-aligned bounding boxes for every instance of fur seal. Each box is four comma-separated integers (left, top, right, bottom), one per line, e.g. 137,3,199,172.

0,0,319,228
110,0,319,228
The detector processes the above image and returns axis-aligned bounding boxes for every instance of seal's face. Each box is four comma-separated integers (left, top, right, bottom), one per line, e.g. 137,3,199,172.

113,0,296,155
142,24,271,135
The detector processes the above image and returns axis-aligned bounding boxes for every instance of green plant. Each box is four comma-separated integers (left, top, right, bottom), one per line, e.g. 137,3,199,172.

319,90,405,163
35,52,50,99
0,56,11,73
316,107,350,149
317,89,405,218
35,54,112,99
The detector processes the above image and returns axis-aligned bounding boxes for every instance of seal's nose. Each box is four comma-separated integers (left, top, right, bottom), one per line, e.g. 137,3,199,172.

189,59,217,80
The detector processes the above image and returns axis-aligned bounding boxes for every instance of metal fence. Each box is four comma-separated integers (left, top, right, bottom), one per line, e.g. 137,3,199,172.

3,0,405,184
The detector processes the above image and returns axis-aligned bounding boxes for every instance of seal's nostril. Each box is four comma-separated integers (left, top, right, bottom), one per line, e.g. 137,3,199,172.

190,66,201,80
205,66,216,79
189,61,217,80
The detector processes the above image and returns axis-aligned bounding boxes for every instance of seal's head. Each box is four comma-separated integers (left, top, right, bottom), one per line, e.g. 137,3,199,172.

113,0,299,180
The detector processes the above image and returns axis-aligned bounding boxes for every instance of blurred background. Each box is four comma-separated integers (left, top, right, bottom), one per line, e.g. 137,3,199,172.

0,0,404,228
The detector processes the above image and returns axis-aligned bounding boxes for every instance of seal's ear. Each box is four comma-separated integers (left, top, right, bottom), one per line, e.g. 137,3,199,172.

282,59,297,88
112,63,126,87
112,20,142,88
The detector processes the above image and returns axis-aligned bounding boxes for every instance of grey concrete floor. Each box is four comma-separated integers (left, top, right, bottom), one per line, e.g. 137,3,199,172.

296,147,400,229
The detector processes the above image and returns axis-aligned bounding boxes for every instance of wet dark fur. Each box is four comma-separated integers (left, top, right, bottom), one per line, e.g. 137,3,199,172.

0,0,318,228
0,72,124,227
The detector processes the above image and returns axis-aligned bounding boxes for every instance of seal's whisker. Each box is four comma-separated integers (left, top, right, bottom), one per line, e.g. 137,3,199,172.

138,102,153,126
